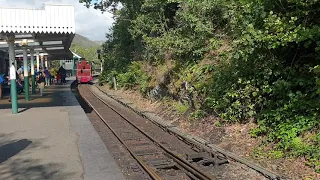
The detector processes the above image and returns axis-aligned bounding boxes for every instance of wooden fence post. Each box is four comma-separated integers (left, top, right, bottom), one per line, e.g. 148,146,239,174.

113,77,117,90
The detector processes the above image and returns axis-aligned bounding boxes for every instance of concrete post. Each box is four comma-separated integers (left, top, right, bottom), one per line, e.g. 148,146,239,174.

14,59,17,71
45,57,48,69
23,47,30,101
47,56,50,69
40,54,44,72
7,34,18,114
44,56,49,85
7,35,14,71
100,61,103,74
30,49,35,94
36,51,40,72
10,64,18,114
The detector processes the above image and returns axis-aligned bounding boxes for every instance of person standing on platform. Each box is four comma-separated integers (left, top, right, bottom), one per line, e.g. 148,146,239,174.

28,71,32,88
50,67,57,85
58,66,66,85
37,72,45,96
0,74,3,99
17,66,23,75
34,68,38,88
44,67,50,86
17,66,24,88
56,72,61,85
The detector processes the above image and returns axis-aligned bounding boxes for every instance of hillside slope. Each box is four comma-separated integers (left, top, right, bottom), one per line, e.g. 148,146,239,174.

72,34,100,48
95,1,320,178
70,34,102,67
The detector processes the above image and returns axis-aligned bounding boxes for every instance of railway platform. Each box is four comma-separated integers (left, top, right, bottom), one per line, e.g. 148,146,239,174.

0,77,125,180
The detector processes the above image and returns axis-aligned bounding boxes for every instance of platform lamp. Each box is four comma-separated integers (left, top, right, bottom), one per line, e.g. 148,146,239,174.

97,49,102,73
21,39,30,101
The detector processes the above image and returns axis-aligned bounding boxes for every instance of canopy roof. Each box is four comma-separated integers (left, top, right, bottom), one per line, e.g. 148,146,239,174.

71,50,82,59
0,4,75,60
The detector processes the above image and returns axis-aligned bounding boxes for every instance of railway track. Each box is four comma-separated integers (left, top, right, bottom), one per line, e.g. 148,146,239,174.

78,84,226,180
76,83,281,180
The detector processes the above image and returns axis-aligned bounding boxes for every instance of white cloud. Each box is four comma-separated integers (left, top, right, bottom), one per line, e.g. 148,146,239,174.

0,0,114,41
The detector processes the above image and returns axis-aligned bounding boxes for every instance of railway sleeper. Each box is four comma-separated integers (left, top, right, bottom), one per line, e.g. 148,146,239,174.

129,142,152,147
187,152,209,162
199,158,229,167
129,165,143,172
122,137,143,141
134,149,163,156
187,152,229,167
146,159,176,169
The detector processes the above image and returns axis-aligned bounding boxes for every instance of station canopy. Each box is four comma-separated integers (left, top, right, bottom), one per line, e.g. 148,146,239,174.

0,4,75,60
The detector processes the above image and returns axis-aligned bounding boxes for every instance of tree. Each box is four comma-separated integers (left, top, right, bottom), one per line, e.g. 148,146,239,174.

70,44,100,69
80,0,320,172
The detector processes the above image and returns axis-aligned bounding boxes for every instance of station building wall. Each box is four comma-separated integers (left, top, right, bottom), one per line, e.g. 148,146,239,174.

0,51,9,75
60,59,73,70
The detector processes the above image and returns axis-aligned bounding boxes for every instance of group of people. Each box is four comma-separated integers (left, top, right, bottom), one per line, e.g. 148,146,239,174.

2,64,67,102
41,66,67,86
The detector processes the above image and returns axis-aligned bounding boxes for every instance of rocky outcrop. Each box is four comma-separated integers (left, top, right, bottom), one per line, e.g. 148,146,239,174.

148,84,169,100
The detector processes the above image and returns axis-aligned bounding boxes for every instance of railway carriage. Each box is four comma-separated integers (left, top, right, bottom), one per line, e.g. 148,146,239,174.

76,59,93,84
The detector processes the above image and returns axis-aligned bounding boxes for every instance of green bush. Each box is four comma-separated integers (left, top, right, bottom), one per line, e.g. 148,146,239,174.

174,102,189,115
87,0,320,172
115,62,152,94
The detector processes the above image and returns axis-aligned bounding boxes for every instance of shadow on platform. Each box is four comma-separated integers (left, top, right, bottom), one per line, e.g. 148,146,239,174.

0,82,74,110
0,139,32,164
0,135,76,179
0,79,95,115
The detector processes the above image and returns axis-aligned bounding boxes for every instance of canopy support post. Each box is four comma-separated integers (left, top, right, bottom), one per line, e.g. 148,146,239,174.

30,48,36,94
7,34,18,114
23,46,30,101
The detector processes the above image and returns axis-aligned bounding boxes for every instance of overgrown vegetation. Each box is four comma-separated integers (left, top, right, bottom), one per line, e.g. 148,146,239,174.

70,34,101,69
81,0,320,172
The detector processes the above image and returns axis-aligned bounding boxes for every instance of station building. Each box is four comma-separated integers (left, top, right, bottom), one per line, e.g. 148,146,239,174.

0,3,76,113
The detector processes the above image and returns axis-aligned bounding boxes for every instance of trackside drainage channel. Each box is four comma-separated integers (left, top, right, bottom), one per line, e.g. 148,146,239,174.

71,81,93,113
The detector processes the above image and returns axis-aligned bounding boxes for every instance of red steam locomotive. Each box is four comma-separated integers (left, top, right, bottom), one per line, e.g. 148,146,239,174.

76,59,93,84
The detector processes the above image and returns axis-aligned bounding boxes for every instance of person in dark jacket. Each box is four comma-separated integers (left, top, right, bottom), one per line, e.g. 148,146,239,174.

58,66,67,84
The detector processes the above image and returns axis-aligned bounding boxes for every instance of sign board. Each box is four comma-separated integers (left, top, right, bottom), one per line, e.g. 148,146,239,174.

10,65,16,80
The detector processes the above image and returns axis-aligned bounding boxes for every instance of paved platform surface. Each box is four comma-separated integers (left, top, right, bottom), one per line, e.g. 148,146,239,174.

0,78,126,180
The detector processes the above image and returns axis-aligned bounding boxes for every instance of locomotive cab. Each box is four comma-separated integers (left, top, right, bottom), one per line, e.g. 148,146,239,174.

76,59,93,84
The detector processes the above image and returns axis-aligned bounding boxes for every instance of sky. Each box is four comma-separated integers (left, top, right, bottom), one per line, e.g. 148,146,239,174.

0,0,114,41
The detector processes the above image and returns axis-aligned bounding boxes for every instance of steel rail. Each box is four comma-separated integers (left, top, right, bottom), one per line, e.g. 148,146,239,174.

95,84,281,180
84,85,216,180
79,85,163,180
